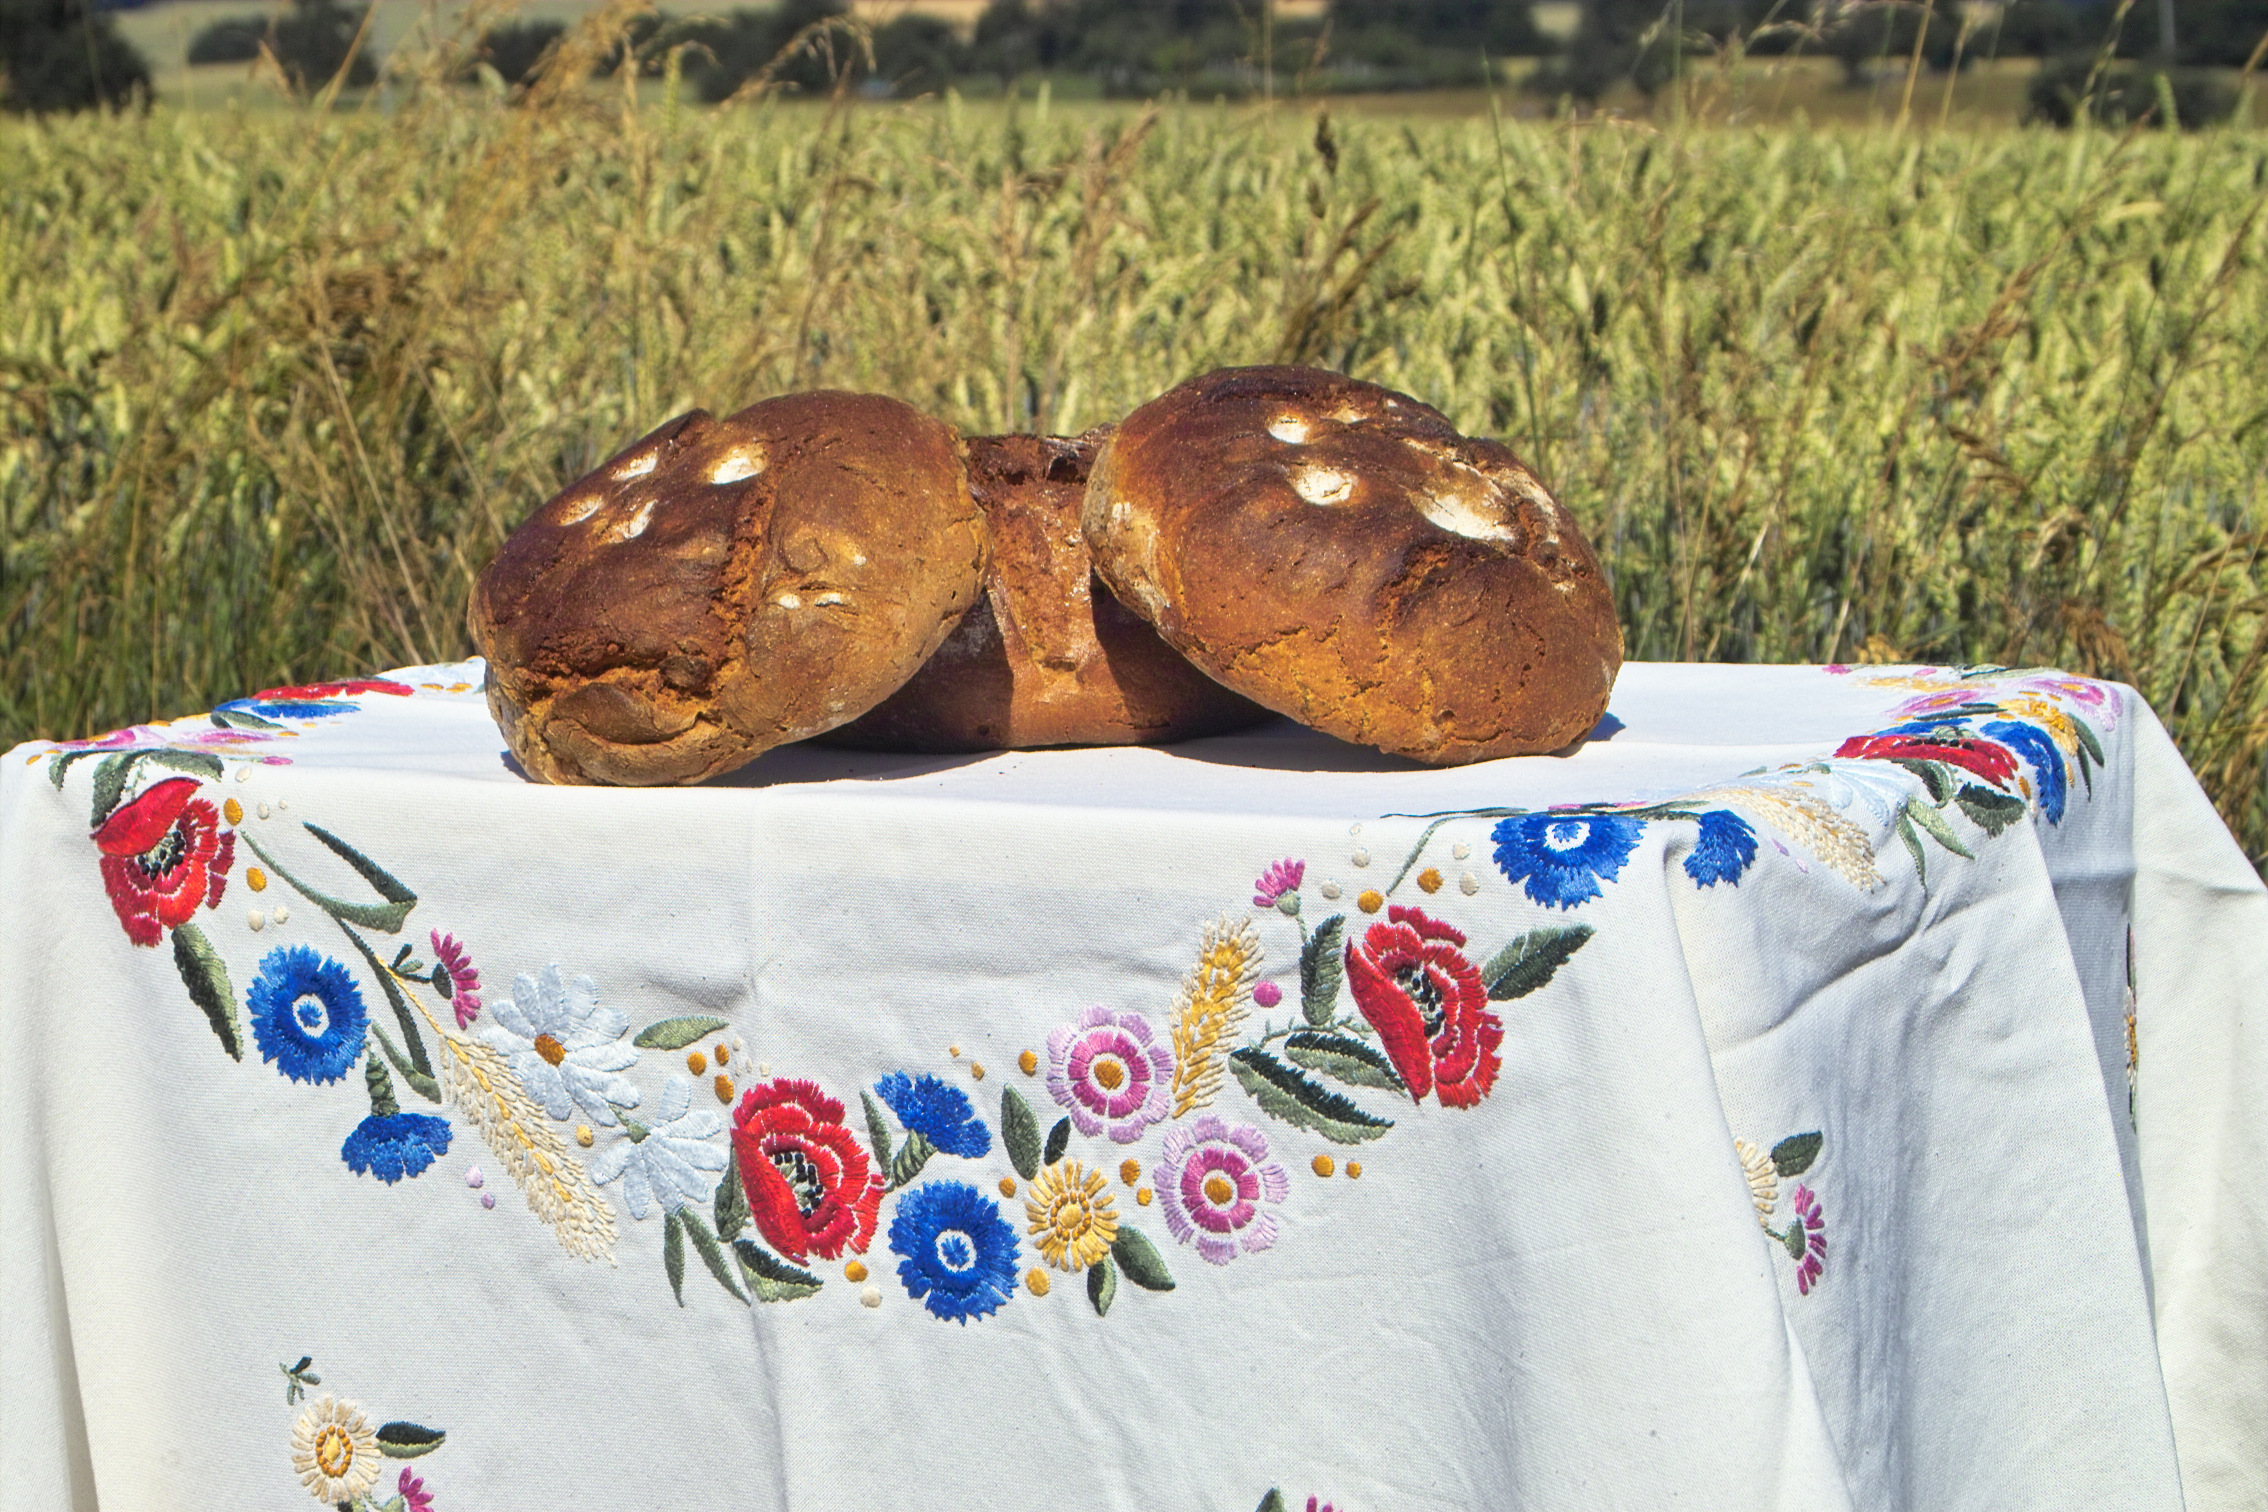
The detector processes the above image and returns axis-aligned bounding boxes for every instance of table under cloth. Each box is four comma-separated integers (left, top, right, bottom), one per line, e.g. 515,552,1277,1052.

3,659,2265,1512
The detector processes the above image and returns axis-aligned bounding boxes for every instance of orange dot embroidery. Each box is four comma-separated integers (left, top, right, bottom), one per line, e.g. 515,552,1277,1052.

714,1073,736,1103
1026,1268,1051,1297
687,1051,707,1075
223,798,243,826
1312,1154,1336,1178
999,1176,1018,1198
970,1062,986,1080
246,867,267,893
575,1124,594,1148
1136,1187,1153,1206
1417,867,1443,894
1347,1161,1363,1179
1018,1049,1038,1076
713,1042,730,1065
1120,1158,1142,1186
1357,889,1385,914
533,1033,567,1067
845,1260,868,1282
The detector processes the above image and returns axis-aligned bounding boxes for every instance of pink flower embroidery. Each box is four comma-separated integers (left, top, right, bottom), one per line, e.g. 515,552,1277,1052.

1046,1007,1173,1144
1155,1113,1289,1265
1785,1184,1826,1294
1253,858,1305,909
430,931,483,1028
399,1466,435,1511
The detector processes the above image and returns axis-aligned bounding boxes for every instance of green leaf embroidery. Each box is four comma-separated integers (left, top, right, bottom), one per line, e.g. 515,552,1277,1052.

1044,1116,1071,1166
368,1023,442,1105
1228,1046,1392,1144
663,1210,687,1306
340,928,437,1088
679,1209,749,1304
714,1146,749,1242
1890,757,1955,804
1299,914,1346,1028
139,750,225,783
1110,1227,1175,1292
1479,924,1596,1002
364,1055,401,1118
1771,1132,1822,1178
211,707,284,732
2073,716,2105,768
240,827,417,934
1087,1252,1118,1317
1001,1085,1042,1181
90,752,137,828
889,1130,936,1190
1895,808,1928,885
733,1239,823,1302
170,920,241,1060
1954,783,2026,837
373,1423,445,1459
861,1089,895,1175
1904,795,1974,859
632,1016,731,1051
1283,1029,1404,1091
1258,1494,1288,1512
47,750,96,789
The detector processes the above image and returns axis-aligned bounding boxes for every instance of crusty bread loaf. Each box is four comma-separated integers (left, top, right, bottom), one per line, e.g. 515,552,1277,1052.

470,392,986,784
828,431,1270,752
1081,366,1621,764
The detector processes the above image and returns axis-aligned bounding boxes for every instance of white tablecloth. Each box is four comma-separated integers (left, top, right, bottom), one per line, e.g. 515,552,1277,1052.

3,660,2263,1512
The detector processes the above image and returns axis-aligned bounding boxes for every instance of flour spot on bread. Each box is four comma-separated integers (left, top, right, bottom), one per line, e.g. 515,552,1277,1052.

708,442,767,485
1292,464,1357,508
613,452,659,480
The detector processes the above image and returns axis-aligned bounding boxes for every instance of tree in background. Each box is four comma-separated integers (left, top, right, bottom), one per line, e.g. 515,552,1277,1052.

0,0,151,110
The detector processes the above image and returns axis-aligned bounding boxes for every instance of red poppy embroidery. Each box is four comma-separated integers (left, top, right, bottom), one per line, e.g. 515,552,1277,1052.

1833,733,2018,787
249,679,413,701
1344,905,1502,1108
92,777,234,947
732,1078,883,1263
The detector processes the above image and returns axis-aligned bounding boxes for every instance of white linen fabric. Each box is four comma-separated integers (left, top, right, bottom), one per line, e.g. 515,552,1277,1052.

1,660,2259,1512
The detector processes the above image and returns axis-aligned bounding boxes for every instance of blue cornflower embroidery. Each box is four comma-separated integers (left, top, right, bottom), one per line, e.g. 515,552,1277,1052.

889,1180,1019,1323
1684,809,1759,887
247,946,368,1084
1981,719,2068,823
341,1113,452,1183
1490,811,1644,909
874,1071,992,1159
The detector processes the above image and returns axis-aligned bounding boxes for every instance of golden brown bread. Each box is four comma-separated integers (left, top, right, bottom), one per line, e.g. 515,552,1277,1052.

1081,366,1622,764
828,431,1271,751
470,392,986,784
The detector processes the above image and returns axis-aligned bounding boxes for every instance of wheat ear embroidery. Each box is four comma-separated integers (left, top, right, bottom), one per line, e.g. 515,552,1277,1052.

1168,915,1262,1119
418,1002,618,1262
1708,785,1884,890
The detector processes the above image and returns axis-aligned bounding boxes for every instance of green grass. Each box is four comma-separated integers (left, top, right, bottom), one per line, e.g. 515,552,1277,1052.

3,61,2265,864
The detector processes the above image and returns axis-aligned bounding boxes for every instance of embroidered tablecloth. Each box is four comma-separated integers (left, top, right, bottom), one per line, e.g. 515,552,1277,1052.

4,660,2264,1512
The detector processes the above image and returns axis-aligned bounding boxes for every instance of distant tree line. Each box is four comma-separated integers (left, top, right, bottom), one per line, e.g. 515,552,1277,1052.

7,0,2264,120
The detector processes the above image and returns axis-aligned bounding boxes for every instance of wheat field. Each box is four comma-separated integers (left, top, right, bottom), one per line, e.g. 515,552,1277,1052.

3,61,2264,863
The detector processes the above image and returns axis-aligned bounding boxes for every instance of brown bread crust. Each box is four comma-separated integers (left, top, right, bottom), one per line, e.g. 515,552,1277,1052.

1081,366,1622,764
829,431,1271,752
470,392,985,784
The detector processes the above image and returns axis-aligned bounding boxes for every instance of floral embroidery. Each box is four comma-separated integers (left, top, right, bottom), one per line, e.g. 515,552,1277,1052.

1741,1131,1827,1296
732,1078,883,1263
93,775,234,946
1686,809,1760,888
1253,858,1305,910
249,946,369,1085
276,1360,450,1509
1156,1114,1289,1265
479,964,640,1127
1345,905,1502,1108
1783,1184,1827,1294
1048,1006,1174,1143
890,1179,1021,1323
1489,811,1644,909
1025,1158,1120,1271
292,1395,382,1504
590,1073,728,1219
218,679,414,723
342,1060,452,1184
874,1071,992,1160
428,932,482,1027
